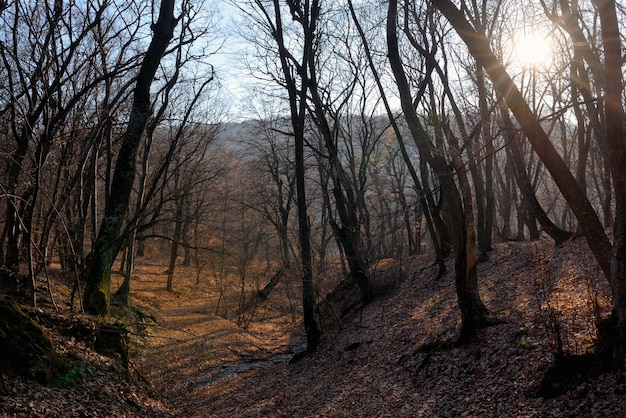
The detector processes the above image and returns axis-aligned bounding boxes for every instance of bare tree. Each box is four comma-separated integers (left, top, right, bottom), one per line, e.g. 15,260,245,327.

245,0,322,350
82,0,179,315
0,1,142,306
387,0,490,343
433,0,626,363
241,113,297,302
347,0,447,275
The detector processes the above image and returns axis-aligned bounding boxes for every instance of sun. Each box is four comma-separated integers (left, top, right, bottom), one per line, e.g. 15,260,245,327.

513,31,553,69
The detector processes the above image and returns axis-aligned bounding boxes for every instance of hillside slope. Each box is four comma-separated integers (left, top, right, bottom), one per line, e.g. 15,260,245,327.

173,238,625,417
2,238,626,417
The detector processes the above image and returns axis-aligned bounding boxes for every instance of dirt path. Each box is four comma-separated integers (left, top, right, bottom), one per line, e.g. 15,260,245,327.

122,260,303,408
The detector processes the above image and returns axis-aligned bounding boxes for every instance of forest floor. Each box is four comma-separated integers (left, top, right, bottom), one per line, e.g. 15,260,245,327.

2,237,626,417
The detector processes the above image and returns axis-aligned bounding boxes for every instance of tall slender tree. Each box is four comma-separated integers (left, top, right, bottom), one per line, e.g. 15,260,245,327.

248,0,322,349
387,0,489,343
82,0,179,315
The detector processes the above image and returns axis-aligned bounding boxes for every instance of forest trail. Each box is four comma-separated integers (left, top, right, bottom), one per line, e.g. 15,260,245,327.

126,260,303,406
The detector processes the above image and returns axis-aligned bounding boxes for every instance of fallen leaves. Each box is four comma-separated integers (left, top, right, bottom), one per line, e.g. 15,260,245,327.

168,239,623,417
2,238,625,417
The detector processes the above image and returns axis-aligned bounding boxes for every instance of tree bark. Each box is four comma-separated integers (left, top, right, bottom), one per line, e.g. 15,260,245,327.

82,0,178,315
593,0,626,365
387,0,488,343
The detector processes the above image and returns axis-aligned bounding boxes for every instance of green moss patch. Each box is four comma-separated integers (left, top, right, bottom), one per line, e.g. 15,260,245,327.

0,298,69,383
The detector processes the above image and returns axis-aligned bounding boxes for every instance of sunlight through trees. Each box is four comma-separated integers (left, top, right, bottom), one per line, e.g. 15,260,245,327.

2,0,626,399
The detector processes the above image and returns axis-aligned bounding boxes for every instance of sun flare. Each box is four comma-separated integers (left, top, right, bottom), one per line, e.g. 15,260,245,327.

513,32,553,68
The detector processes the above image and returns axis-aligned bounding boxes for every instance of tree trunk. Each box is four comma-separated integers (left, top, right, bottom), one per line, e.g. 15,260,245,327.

594,0,626,366
493,154,512,239
2,136,28,282
166,213,182,292
82,0,178,315
115,230,135,306
445,125,489,344
476,68,495,255
267,0,322,351
387,0,488,343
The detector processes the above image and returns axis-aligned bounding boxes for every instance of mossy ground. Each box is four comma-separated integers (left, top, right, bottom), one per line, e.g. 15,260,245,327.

0,298,69,384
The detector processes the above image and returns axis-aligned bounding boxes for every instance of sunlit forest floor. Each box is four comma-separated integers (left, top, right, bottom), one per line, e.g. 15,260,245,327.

3,238,626,417
168,238,626,417
129,259,304,402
